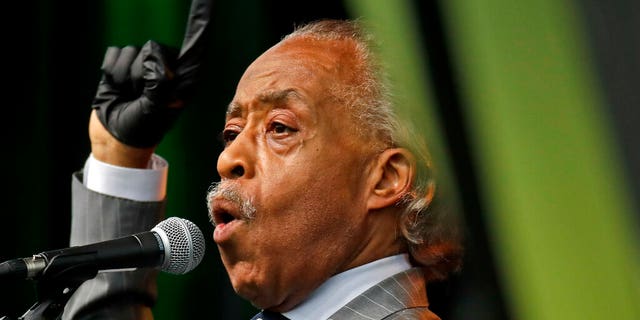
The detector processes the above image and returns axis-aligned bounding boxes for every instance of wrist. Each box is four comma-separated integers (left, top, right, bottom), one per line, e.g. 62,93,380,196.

91,141,155,168
89,110,155,168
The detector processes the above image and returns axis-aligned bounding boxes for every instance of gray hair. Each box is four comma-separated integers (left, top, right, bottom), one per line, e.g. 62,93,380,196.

282,19,462,280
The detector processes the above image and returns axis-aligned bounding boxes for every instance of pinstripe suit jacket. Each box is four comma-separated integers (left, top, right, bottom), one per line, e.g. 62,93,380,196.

63,172,163,320
63,171,439,320
328,268,440,320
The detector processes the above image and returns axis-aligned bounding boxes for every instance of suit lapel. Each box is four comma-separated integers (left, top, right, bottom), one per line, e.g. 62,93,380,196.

327,268,429,320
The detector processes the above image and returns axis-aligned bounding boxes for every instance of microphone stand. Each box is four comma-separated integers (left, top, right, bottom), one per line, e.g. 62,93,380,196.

3,253,99,320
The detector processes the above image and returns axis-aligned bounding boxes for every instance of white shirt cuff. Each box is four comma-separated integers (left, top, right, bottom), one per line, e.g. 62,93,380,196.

83,154,168,202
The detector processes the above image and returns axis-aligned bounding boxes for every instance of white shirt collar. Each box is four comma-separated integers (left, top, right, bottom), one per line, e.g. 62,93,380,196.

282,254,412,320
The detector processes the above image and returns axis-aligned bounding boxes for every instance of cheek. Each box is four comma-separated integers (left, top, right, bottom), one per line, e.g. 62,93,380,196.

262,143,370,229
259,161,368,255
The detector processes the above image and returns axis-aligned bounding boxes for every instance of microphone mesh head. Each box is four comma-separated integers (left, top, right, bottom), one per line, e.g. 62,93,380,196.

154,217,205,274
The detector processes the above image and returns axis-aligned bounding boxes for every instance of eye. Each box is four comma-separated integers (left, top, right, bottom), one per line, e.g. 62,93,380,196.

219,128,240,146
268,122,298,136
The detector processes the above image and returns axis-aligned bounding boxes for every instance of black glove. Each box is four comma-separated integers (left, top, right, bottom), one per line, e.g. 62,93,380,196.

92,0,211,148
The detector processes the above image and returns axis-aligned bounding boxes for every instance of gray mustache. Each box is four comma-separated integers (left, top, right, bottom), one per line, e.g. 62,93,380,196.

207,182,257,226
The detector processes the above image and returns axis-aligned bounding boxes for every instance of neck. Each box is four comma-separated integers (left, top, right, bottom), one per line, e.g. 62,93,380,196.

339,208,407,274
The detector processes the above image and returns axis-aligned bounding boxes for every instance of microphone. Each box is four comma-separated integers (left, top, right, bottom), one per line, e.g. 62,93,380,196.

0,217,205,281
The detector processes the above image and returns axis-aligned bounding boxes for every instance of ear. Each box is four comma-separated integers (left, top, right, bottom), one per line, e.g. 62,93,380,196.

366,148,415,211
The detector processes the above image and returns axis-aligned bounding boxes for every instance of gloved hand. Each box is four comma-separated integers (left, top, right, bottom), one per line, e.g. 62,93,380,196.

92,0,210,148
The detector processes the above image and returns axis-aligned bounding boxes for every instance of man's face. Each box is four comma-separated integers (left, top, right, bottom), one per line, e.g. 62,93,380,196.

209,38,377,311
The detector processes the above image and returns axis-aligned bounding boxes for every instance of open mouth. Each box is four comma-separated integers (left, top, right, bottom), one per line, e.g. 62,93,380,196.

212,201,244,243
216,210,236,225
211,199,241,227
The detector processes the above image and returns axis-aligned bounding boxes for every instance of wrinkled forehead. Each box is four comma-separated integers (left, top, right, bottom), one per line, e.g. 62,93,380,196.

226,88,305,119
233,37,357,103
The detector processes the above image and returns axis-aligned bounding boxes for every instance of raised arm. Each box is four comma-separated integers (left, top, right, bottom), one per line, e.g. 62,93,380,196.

64,1,211,319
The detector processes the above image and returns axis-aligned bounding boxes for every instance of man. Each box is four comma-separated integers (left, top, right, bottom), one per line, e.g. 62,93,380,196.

63,4,462,319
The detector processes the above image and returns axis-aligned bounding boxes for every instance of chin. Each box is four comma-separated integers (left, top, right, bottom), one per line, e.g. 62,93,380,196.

235,284,275,310
227,267,270,308
231,272,292,311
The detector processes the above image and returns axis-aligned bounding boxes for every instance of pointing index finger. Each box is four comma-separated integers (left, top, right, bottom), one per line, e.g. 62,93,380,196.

174,0,211,101
177,0,211,65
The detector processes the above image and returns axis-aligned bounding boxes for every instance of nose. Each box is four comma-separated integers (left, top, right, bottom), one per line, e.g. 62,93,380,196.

217,131,254,180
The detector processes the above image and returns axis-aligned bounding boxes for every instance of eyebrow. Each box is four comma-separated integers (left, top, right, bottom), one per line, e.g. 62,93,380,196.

226,89,302,118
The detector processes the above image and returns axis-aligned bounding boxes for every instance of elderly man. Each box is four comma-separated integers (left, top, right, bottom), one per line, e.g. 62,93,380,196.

62,4,462,319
